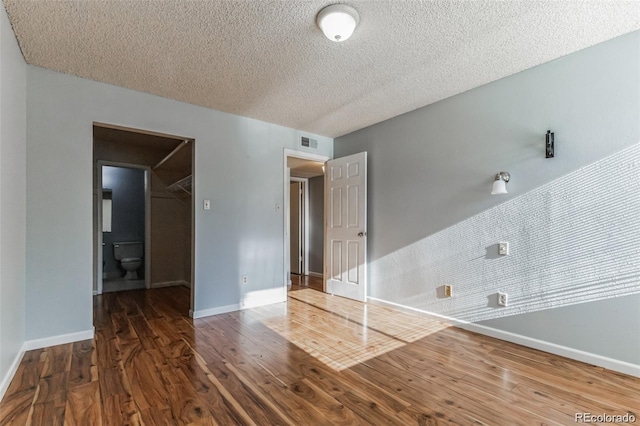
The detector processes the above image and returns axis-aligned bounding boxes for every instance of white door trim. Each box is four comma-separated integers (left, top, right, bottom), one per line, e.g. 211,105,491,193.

290,177,309,275
95,161,152,294
283,149,330,290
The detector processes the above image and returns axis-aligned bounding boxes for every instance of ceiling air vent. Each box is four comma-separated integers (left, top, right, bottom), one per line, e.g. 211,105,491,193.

300,136,318,149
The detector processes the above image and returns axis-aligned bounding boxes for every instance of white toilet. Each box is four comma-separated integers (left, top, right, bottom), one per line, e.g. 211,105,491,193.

113,241,143,280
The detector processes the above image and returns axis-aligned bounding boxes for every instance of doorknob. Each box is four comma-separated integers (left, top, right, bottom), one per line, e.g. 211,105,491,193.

358,231,366,237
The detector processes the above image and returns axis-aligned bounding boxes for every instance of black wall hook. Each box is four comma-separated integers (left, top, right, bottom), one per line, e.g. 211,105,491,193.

546,130,554,158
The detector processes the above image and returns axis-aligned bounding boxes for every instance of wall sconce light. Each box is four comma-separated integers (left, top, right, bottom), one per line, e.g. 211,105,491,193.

491,172,510,195
546,130,554,158
316,4,360,42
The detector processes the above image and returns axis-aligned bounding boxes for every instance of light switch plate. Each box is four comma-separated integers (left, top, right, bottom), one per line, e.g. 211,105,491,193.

203,200,211,210
498,242,509,256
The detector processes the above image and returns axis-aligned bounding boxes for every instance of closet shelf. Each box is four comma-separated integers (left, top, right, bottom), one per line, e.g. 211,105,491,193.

167,174,192,195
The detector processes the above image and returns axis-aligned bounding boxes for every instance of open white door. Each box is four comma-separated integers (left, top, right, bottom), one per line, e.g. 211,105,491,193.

325,152,367,302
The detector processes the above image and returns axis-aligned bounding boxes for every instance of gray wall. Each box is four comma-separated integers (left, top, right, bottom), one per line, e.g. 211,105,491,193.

480,294,640,364
308,176,324,274
335,32,640,366
0,5,26,393
102,166,146,278
25,65,332,340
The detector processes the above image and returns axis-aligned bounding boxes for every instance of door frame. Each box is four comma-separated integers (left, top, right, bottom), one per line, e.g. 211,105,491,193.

289,177,309,276
283,148,330,290
95,161,152,294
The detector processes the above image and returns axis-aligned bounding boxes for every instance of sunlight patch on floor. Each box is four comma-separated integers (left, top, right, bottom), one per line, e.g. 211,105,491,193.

251,289,450,371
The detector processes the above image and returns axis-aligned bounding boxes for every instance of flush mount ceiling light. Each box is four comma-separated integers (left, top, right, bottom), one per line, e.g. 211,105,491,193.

316,4,360,42
491,172,510,195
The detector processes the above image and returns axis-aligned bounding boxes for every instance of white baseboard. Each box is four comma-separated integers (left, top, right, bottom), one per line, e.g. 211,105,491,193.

459,321,640,377
191,303,240,319
367,297,640,378
24,328,95,352
1,329,95,400
307,271,323,278
240,287,286,309
191,288,286,319
0,342,26,401
151,280,189,289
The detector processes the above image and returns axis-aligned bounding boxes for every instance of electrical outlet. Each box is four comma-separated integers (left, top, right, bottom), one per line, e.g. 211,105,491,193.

497,292,508,307
444,285,453,297
242,275,248,285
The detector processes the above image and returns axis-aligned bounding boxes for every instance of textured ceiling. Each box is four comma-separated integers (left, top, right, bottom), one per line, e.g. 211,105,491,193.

5,1,640,138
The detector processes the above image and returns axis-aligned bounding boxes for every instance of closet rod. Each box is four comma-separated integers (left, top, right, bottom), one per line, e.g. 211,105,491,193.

153,140,189,170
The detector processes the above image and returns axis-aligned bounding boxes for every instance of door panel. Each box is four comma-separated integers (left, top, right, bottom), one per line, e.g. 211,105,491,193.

331,240,342,280
348,185,359,227
325,152,367,302
331,186,342,227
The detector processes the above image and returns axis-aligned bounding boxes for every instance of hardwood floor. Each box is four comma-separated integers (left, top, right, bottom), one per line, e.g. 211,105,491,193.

289,274,324,292
1,285,638,425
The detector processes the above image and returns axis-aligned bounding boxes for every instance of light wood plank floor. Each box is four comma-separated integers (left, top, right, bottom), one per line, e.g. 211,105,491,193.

290,274,324,292
1,285,638,425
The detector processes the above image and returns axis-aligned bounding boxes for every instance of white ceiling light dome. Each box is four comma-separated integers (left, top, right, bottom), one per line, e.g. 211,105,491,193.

316,4,360,42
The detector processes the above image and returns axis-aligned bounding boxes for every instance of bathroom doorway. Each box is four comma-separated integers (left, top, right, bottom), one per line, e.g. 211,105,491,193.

93,123,194,312
98,163,150,293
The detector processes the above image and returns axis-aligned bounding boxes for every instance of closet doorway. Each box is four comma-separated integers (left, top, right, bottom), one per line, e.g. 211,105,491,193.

93,123,194,313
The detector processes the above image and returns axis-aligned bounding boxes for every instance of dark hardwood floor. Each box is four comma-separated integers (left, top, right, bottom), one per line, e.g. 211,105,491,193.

1,284,638,425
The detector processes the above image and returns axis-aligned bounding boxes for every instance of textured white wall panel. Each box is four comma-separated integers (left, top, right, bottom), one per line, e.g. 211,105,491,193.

371,144,640,323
